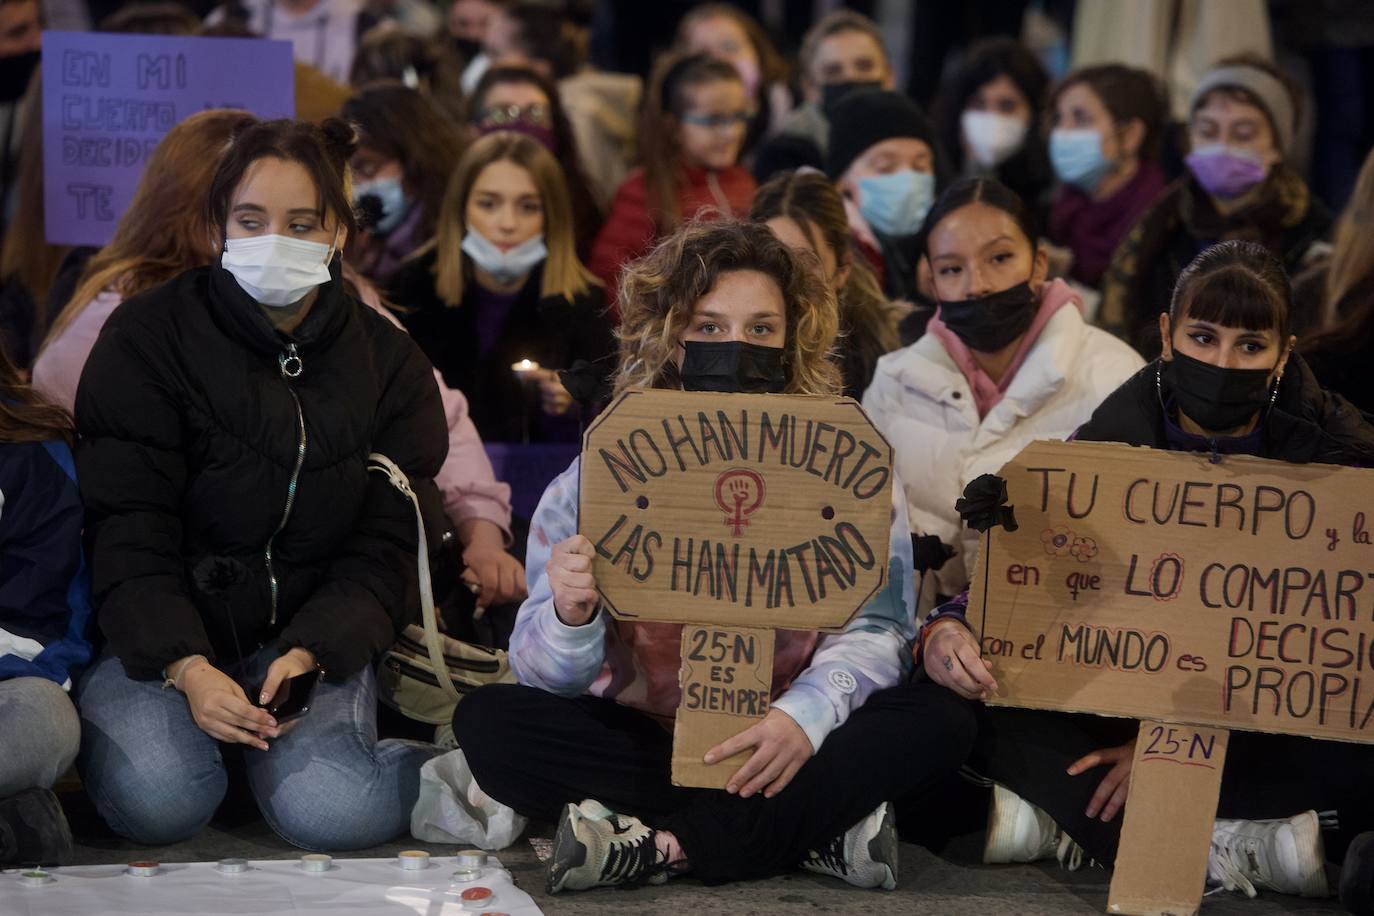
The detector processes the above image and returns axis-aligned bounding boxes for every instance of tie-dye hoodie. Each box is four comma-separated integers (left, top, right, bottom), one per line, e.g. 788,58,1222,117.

508,458,917,753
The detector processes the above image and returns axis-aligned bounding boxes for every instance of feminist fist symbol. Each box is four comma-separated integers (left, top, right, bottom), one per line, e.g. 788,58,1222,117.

714,469,766,537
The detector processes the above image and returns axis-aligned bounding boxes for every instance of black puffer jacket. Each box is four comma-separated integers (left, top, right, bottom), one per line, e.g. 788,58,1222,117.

75,262,447,681
386,252,615,443
1075,354,1374,466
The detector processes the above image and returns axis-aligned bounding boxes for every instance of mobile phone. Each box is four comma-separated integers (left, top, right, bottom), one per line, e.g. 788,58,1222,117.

256,668,322,723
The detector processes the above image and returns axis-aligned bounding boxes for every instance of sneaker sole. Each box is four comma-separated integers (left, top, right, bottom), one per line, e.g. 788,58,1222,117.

868,802,898,891
546,803,589,895
984,784,1041,865
1287,811,1330,898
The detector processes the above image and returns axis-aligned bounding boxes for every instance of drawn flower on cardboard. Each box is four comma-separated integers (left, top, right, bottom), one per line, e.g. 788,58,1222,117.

1041,526,1073,557
1070,536,1099,561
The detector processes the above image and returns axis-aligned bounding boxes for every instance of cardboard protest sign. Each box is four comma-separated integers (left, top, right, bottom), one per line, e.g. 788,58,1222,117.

967,439,1374,745
965,439,1374,915
671,625,775,786
580,389,893,632
41,31,295,247
579,389,894,787
1108,722,1229,916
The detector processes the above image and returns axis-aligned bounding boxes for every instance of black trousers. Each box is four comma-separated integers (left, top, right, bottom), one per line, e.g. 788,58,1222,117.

969,705,1374,864
453,681,975,884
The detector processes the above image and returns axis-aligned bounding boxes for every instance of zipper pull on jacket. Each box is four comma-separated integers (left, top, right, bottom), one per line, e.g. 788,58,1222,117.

279,343,303,379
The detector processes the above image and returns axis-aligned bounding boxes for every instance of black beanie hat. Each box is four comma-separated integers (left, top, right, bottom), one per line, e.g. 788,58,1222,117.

825,89,939,180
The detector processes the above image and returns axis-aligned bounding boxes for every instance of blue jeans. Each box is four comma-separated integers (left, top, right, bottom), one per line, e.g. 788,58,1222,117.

75,648,439,850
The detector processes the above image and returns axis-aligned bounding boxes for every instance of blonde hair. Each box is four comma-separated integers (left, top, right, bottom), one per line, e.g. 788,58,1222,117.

42,109,255,355
614,220,841,396
430,131,596,306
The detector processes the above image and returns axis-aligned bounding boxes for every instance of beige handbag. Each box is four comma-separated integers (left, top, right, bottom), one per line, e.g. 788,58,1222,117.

368,453,516,726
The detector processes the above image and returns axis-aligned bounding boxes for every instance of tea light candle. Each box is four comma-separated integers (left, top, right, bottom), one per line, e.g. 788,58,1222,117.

397,850,430,870
216,858,249,875
511,358,541,376
300,853,332,873
455,849,486,869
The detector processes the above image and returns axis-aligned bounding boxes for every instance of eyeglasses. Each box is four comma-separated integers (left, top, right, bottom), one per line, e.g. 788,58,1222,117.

680,111,753,131
476,103,552,129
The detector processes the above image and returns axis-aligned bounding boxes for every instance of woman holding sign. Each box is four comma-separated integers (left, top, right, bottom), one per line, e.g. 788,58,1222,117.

453,220,976,893
924,240,1374,910
73,117,449,851
863,178,1143,611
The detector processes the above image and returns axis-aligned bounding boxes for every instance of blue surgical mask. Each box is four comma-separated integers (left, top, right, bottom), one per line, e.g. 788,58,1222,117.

462,229,547,284
1049,128,1114,193
354,175,412,235
857,169,935,238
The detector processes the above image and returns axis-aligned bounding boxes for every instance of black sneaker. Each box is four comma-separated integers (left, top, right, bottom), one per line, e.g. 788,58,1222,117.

1340,830,1374,913
546,799,683,893
0,788,73,866
800,801,898,890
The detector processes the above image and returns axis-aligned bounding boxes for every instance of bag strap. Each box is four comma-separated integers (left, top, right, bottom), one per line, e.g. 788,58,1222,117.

367,452,461,703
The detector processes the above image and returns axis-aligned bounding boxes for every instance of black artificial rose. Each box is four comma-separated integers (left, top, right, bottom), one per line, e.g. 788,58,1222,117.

558,358,613,409
912,534,956,574
955,474,1019,533
354,194,385,231
192,556,249,598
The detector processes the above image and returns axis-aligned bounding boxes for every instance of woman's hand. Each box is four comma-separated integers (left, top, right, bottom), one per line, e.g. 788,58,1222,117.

178,658,278,751
923,617,998,699
547,535,599,625
1067,739,1137,822
533,369,574,416
258,647,317,707
459,519,527,610
704,708,813,799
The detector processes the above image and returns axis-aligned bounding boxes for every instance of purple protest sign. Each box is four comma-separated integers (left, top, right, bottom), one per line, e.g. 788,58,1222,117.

41,31,295,247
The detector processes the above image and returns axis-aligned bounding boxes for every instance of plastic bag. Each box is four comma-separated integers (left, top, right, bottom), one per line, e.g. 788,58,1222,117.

410,749,528,850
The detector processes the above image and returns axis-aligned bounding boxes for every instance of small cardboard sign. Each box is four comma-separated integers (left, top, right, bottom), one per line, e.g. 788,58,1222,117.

967,440,1374,745
1108,721,1230,916
579,389,894,788
41,31,295,247
579,389,893,632
671,625,774,787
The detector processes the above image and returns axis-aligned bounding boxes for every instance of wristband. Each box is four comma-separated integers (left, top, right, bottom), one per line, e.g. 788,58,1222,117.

162,654,207,691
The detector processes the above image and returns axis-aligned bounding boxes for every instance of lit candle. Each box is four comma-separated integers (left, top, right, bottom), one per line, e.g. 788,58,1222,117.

511,358,541,375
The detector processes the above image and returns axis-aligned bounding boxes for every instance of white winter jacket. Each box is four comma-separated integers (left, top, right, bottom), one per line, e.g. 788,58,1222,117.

862,299,1143,606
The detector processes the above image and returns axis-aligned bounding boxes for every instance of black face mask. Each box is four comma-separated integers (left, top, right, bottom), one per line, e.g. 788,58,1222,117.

0,50,39,104
937,281,1039,353
1161,351,1276,433
680,341,786,394
821,80,883,118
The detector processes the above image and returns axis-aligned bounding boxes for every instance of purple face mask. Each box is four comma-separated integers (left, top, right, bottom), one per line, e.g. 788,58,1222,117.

1185,144,1269,200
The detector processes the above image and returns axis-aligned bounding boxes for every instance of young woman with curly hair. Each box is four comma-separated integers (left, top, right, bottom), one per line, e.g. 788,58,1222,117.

453,219,974,895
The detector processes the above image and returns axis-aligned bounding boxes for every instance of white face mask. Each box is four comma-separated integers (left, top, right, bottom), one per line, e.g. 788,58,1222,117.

221,233,336,308
462,228,547,285
961,110,1029,169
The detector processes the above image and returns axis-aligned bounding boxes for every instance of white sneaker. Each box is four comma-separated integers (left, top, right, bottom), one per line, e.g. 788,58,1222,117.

800,802,898,890
1208,811,1329,898
546,799,679,894
983,784,1085,869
